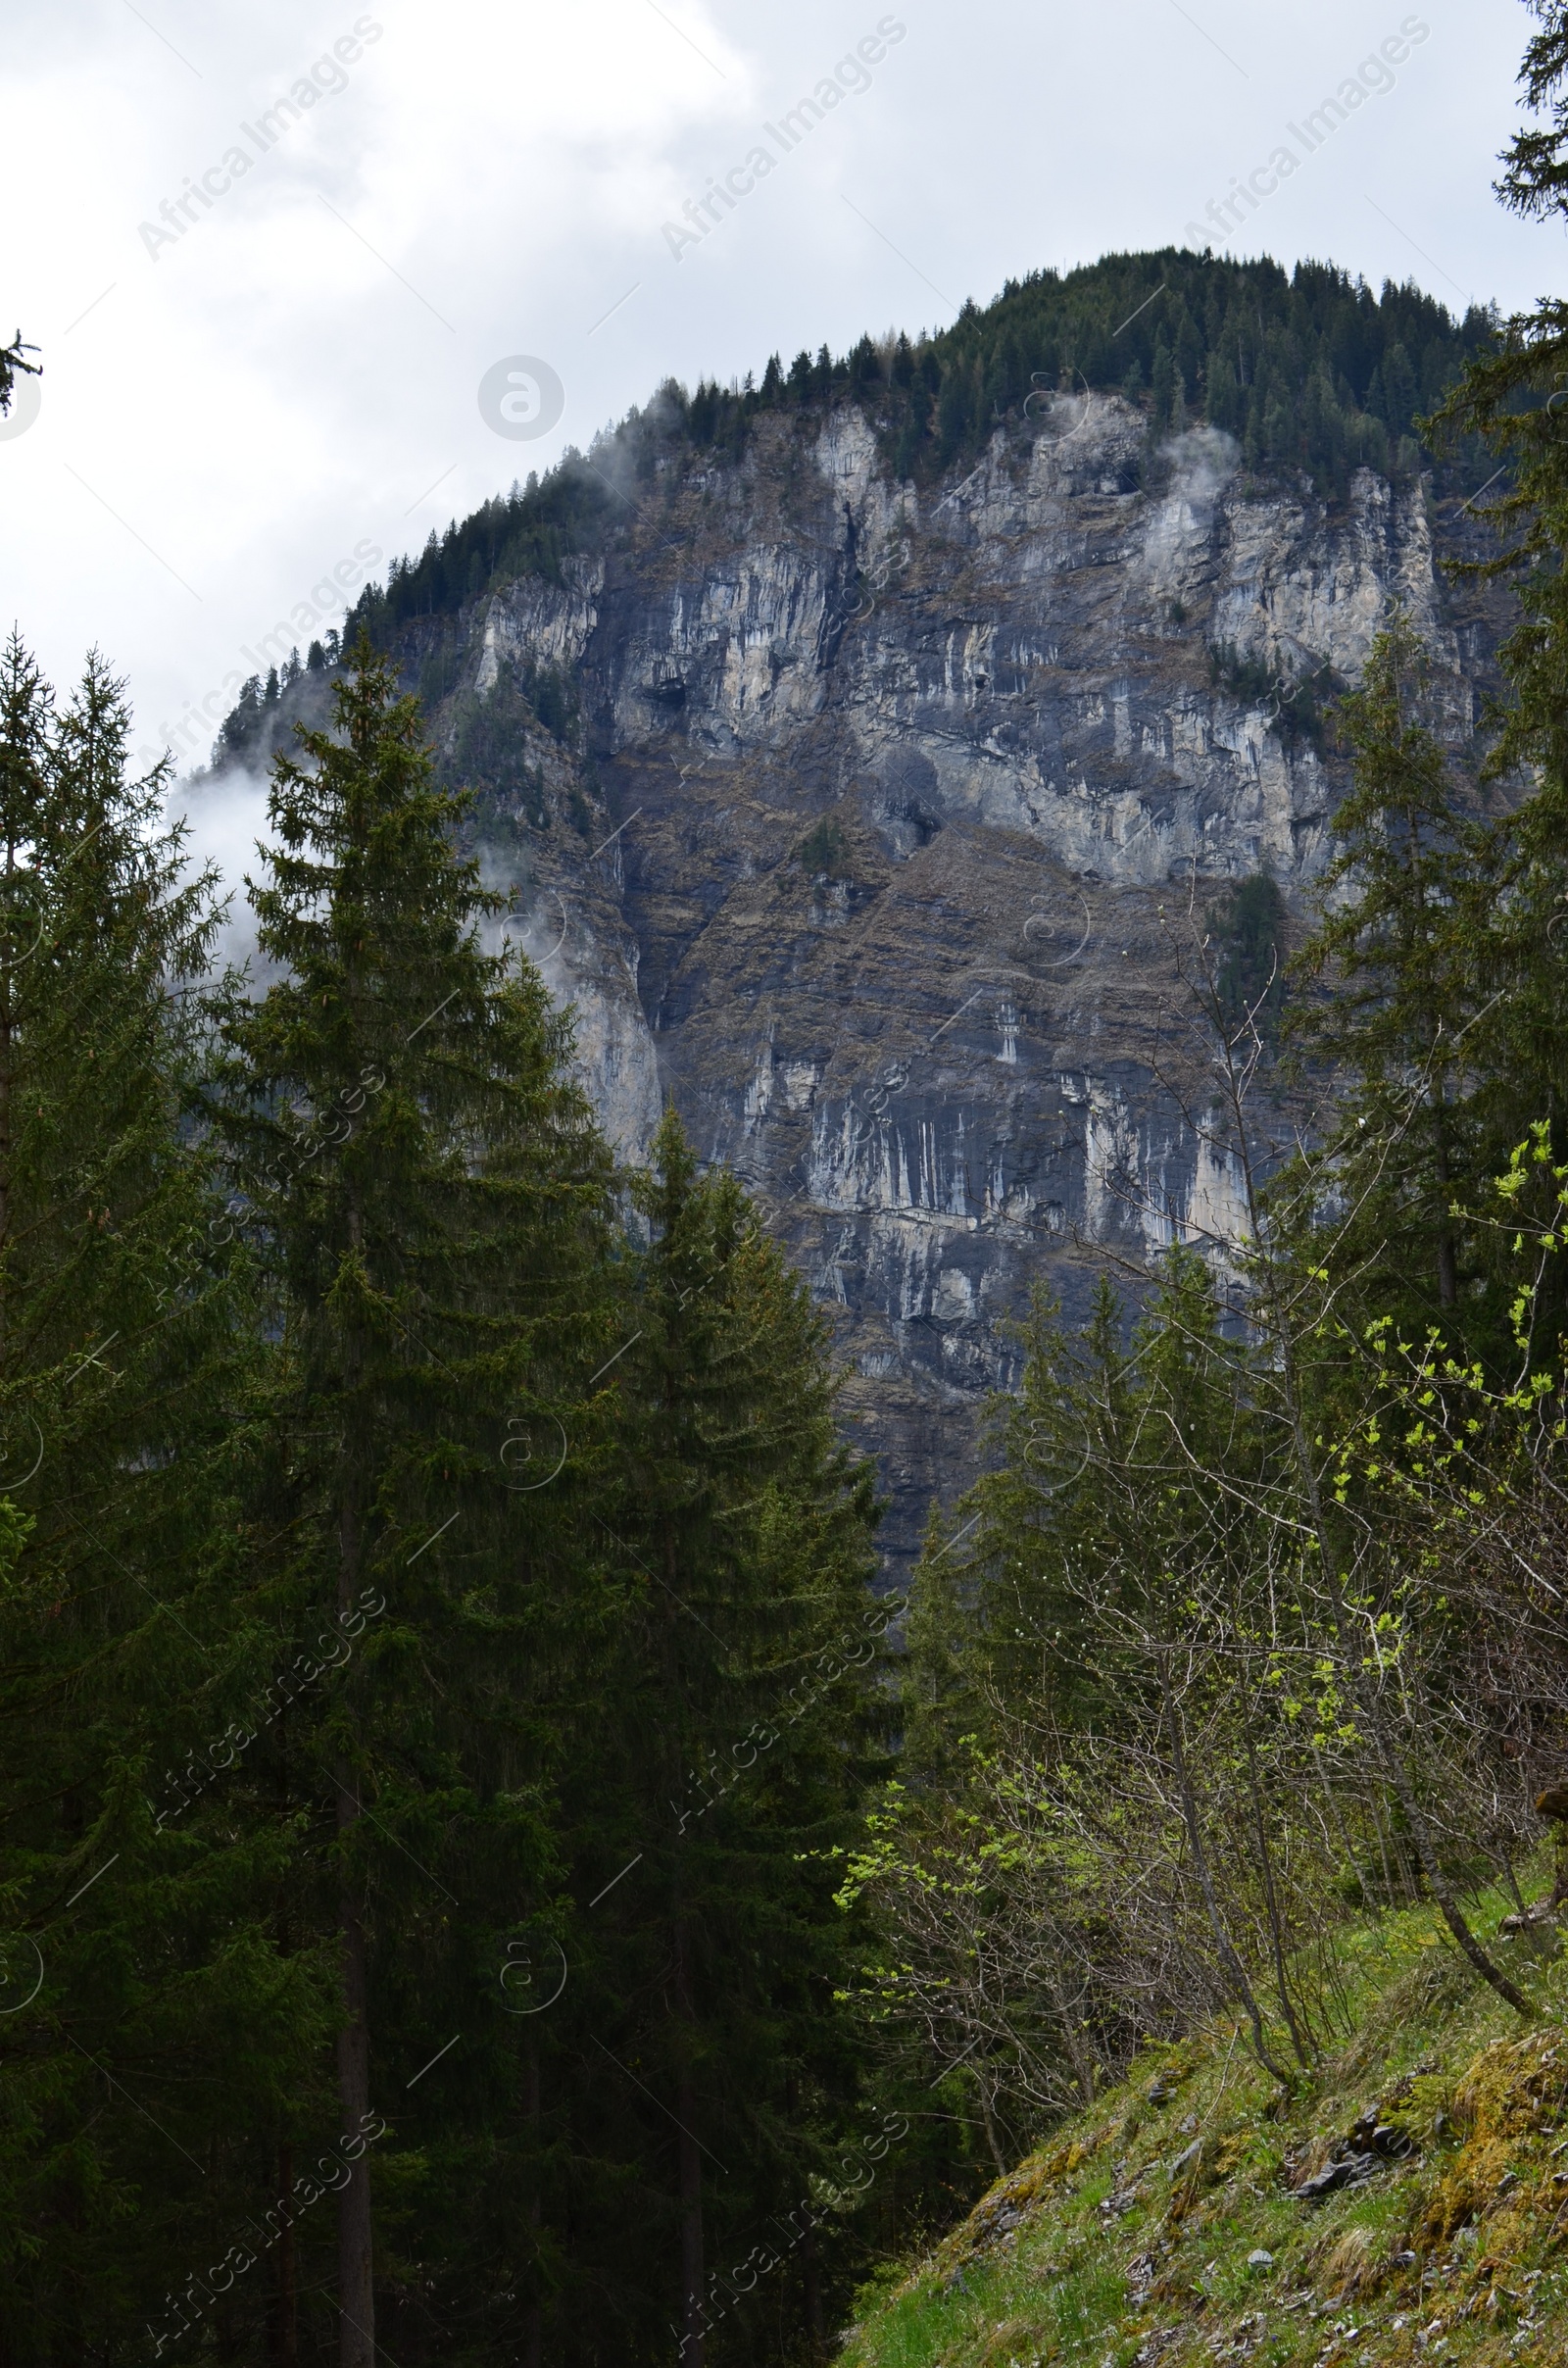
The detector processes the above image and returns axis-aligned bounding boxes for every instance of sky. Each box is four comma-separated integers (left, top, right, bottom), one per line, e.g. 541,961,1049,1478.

0,0,1561,791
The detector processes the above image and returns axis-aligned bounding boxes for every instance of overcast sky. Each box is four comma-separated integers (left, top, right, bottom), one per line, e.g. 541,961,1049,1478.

1,0,1560,782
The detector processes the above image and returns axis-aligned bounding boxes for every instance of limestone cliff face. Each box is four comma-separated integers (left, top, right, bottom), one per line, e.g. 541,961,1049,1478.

349,395,1508,1574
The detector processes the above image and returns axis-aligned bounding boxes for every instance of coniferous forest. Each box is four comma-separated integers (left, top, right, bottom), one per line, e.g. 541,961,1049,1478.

325,254,1493,673
17,7,1568,2366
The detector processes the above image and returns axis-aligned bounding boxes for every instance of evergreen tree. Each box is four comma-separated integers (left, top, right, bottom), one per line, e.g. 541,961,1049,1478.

212,634,619,2367
1434,5,1568,1262
905,1258,1271,1776
903,1277,1132,1778
562,1111,885,2366
1281,613,1509,1355
0,637,312,2360
1208,872,1288,1046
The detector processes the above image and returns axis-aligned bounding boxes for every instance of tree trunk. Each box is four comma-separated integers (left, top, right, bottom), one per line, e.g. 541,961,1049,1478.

977,2079,1008,2176
1432,1076,1457,1309
336,1798,374,2368
674,1920,704,2368
1240,1696,1314,2067
523,2042,542,2368
1157,1651,1295,2089
1379,1734,1537,2014
802,2217,822,2358
269,2144,298,2366
270,1721,299,2368
337,1481,375,2368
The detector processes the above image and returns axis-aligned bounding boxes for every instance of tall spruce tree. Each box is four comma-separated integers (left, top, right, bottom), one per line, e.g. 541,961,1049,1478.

559,1111,885,2366
1426,4,1568,1362
903,1275,1134,1779
1286,612,1496,1343
212,635,619,2368
0,637,312,2360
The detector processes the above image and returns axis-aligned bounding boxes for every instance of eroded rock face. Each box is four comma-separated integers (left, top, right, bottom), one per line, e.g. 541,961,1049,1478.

353,397,1511,1574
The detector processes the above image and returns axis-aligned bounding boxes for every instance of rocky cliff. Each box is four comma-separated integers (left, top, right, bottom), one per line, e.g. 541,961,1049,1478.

216,385,1508,1580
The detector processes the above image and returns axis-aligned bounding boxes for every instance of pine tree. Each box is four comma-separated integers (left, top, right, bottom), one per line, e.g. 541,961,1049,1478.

905,1258,1272,1774
1208,871,1288,1045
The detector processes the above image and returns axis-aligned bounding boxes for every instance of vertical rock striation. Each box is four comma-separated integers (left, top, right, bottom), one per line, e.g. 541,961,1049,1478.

223,392,1509,1577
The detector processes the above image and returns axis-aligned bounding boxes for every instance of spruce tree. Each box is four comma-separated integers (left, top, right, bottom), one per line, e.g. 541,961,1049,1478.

212,634,618,2367
903,1276,1132,1778
0,637,309,2359
1433,4,1568,1233
561,1110,885,2366
1287,612,1495,1342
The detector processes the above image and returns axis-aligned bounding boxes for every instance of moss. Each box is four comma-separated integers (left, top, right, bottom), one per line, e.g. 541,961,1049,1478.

840,1871,1568,2368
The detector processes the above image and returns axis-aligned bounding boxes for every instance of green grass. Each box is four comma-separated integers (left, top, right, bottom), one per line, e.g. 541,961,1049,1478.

838,1864,1568,2368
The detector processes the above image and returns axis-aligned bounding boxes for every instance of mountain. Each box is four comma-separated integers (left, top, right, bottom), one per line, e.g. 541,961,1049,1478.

209,250,1510,1581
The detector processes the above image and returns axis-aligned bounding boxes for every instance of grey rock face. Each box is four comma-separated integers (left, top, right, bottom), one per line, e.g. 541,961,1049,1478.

386,397,1509,1575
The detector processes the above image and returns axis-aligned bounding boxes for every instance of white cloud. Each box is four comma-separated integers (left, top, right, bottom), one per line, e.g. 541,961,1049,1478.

2,0,1554,769
165,762,274,977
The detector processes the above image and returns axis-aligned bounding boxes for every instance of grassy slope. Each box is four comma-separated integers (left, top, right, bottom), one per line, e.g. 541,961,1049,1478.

839,1868,1568,2368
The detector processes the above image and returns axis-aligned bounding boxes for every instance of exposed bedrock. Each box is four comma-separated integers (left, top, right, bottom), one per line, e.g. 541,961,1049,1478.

345,395,1510,1576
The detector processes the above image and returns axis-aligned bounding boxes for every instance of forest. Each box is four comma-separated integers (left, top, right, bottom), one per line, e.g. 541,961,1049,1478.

323,250,1493,672
10,6,1568,2365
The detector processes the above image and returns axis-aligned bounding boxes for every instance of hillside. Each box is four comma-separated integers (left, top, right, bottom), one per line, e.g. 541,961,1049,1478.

321,249,1494,655
836,1875,1568,2368
197,247,1515,1585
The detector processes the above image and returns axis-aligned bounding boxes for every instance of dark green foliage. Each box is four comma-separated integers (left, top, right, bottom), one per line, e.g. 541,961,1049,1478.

751,251,1485,492
346,465,620,647
416,622,466,712
1285,612,1499,1350
1494,0,1568,222
795,814,853,878
905,1276,1150,1774
0,635,324,2359
217,672,266,764
1430,7,1568,1252
209,635,623,2362
902,1257,1277,1774
519,658,574,742
270,253,1490,739
1207,871,1289,1042
0,636,889,2365
441,666,552,829
1208,644,1341,747
545,1110,889,2361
